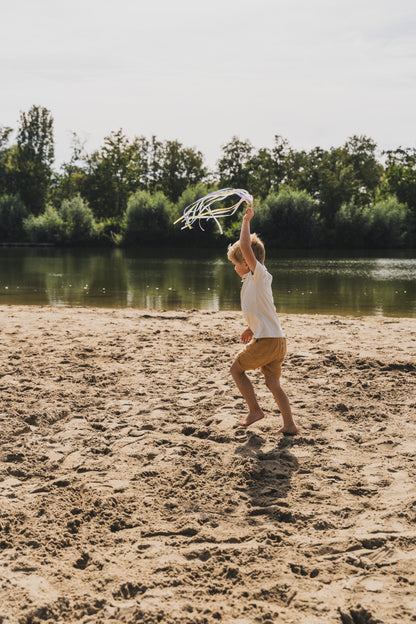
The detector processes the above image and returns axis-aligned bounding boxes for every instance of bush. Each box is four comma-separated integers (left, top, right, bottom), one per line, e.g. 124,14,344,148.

24,195,98,244
0,194,28,242
24,205,64,243
173,183,211,222
333,203,369,248
364,197,410,248
122,190,172,245
255,188,320,248
172,184,225,243
95,216,124,245
59,195,97,243
333,196,410,248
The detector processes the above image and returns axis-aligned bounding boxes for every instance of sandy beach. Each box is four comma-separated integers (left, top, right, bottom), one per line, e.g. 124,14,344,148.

1,305,416,624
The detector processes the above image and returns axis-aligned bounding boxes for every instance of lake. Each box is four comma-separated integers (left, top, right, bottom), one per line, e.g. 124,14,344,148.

0,247,415,317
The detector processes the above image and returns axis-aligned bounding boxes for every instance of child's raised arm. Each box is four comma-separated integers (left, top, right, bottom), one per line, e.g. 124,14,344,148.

239,203,257,273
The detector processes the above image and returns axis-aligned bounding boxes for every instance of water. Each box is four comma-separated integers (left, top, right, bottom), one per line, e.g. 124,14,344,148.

0,247,415,317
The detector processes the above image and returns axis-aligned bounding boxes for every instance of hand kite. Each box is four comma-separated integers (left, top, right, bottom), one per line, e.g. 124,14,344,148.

174,188,253,235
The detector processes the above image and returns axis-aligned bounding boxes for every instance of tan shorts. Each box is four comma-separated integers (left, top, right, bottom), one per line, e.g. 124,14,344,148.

236,337,287,378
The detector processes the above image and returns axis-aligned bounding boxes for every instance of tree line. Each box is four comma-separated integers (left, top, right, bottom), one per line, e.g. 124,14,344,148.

1,105,415,249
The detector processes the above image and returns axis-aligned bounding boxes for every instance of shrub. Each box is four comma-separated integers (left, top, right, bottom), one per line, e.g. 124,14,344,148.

59,195,97,243
95,216,124,245
172,184,224,243
24,195,97,244
333,196,410,248
0,194,28,242
122,190,172,244
333,203,369,248
173,183,211,222
24,205,64,243
364,197,410,248
256,188,320,248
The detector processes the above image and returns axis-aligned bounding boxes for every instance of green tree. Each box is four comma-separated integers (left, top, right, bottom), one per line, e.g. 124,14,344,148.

24,195,97,244
0,194,28,242
284,146,325,201
173,183,211,223
172,183,223,244
315,147,356,226
364,197,410,248
59,195,97,243
24,205,64,243
271,135,291,189
281,136,382,227
16,105,54,215
344,135,383,206
217,137,254,190
50,132,88,207
333,197,410,249
384,147,416,212
79,132,206,217
122,190,172,245
332,203,369,248
0,126,13,194
255,188,320,248
246,147,276,199
0,126,12,150
157,140,207,203
81,129,146,219
246,136,306,199
283,144,356,224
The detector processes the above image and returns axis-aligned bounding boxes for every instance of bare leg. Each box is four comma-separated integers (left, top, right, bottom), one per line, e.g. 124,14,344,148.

264,375,298,435
230,361,264,427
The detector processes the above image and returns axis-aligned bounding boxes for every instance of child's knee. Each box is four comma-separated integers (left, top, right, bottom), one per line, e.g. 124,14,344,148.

230,360,243,378
264,374,279,390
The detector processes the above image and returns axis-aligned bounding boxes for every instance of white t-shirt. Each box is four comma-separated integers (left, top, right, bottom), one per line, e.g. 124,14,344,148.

240,261,284,339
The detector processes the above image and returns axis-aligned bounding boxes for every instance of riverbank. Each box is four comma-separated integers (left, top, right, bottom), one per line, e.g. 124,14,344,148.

1,247,416,316
1,306,416,623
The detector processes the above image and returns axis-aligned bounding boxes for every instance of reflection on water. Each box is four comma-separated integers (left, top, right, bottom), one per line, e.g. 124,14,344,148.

0,247,415,317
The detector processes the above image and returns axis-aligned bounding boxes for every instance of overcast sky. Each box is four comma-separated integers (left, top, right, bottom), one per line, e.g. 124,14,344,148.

2,0,415,168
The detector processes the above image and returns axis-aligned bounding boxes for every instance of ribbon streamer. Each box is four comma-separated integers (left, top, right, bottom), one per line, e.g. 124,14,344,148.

174,188,253,235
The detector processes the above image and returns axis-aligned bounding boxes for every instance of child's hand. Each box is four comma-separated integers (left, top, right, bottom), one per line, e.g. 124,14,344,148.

241,328,254,344
243,203,254,222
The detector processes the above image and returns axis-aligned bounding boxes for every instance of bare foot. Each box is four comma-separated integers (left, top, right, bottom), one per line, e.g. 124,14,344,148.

278,424,298,436
238,411,264,428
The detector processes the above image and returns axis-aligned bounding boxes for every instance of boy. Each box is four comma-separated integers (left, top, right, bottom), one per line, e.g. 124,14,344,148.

227,202,298,434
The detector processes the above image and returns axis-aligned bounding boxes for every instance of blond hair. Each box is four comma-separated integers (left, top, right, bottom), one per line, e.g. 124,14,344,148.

227,233,265,265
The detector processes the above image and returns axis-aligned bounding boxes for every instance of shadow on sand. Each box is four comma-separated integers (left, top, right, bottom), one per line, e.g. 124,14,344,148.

234,432,299,523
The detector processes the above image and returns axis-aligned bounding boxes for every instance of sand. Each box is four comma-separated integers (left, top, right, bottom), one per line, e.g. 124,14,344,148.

1,305,416,624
